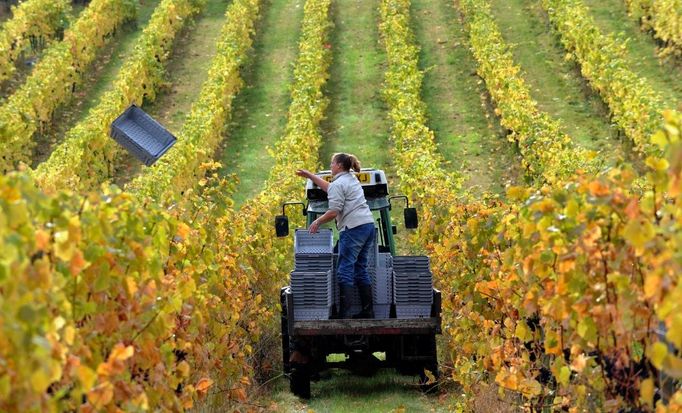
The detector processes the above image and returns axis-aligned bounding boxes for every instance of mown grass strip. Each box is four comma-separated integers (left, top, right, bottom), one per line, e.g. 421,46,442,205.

0,0,71,84
410,0,517,194
624,0,682,59
540,0,668,155
0,0,137,174
33,0,205,193
218,0,305,208
459,0,599,185
489,0,622,154
127,0,262,200
583,0,682,105
321,0,391,169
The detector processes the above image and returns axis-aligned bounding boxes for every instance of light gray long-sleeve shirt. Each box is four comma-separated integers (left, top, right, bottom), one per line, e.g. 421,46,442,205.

327,172,375,231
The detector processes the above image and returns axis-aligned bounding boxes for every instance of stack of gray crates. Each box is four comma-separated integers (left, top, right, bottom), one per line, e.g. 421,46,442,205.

372,253,393,319
291,229,334,320
393,256,433,318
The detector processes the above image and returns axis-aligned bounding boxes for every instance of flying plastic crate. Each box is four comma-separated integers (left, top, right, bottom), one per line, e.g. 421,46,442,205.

110,104,176,166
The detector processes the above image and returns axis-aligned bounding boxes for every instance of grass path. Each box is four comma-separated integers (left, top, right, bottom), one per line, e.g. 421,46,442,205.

489,0,624,158
218,0,304,207
113,0,231,184
321,0,392,171
582,0,682,110
32,0,161,166
264,367,459,412
411,0,518,194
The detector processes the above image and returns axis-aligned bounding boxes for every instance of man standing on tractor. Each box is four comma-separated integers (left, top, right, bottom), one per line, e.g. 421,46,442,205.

296,153,375,319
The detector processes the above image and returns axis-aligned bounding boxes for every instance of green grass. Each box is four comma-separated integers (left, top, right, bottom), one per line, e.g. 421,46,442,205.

321,0,392,173
143,0,229,136
489,0,624,160
32,0,162,166
411,0,519,194
264,369,459,412
218,0,304,208
582,0,682,110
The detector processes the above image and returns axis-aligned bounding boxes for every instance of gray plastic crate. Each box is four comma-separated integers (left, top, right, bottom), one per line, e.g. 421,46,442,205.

294,306,332,321
294,229,333,254
395,304,432,319
110,105,176,166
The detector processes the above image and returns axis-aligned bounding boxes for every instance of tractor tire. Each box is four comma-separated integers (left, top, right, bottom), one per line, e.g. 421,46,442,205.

280,288,290,374
289,363,311,399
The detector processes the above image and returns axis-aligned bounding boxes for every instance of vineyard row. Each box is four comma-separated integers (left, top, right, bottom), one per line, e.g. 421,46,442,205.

0,0,137,174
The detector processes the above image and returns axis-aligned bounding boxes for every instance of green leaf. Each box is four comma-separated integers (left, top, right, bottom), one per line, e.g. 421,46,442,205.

558,366,571,386
577,317,597,342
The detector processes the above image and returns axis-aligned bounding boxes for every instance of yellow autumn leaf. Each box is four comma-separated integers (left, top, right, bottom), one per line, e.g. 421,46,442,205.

177,361,190,378
109,343,134,362
54,230,75,261
77,365,97,390
88,381,114,409
644,274,662,299
63,325,75,346
125,276,139,296
30,368,51,393
640,378,654,408
645,156,670,172
622,218,655,249
196,377,214,394
650,342,668,369
666,314,682,349
515,320,532,342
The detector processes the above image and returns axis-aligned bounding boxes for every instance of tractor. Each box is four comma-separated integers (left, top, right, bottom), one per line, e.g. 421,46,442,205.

275,168,441,398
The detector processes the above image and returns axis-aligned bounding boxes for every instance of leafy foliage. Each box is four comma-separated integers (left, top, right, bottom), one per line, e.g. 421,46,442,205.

625,0,682,59
0,167,268,411
541,0,665,156
127,0,262,201
429,111,682,410
0,0,71,84
458,0,600,185
0,0,137,174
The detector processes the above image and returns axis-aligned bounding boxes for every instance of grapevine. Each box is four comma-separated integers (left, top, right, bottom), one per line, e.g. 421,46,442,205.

541,0,666,156
624,0,682,59
0,0,137,174
458,0,600,185
127,0,262,201
427,111,682,409
0,0,71,84
33,0,205,193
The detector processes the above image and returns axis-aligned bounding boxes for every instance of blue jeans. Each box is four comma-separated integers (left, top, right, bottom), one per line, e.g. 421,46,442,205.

337,223,375,287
